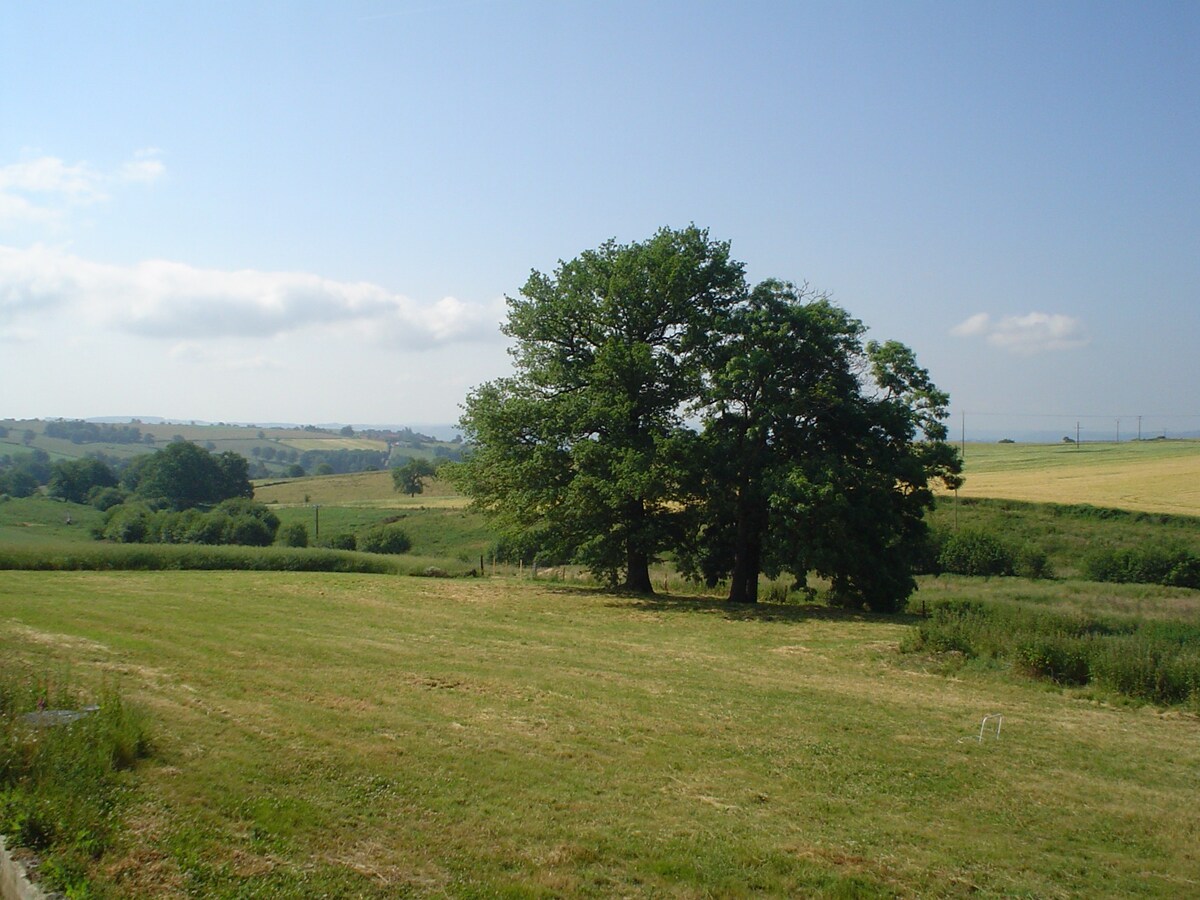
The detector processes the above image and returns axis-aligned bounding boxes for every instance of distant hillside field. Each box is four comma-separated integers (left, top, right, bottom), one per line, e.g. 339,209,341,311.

951,440,1200,515
254,471,464,508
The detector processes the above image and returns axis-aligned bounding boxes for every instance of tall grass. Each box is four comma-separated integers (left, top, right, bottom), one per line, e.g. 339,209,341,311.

0,542,475,576
904,597,1200,707
1,666,151,895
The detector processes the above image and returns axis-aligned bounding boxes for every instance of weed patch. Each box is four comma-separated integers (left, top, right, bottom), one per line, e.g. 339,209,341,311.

905,596,1200,707
0,666,152,896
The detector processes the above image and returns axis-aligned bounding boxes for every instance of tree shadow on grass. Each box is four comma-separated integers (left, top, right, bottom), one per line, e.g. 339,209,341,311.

603,593,921,626
527,581,922,626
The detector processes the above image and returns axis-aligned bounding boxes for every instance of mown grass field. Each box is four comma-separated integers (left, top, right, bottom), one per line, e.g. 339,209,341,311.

2,570,1198,898
3,441,1200,896
950,440,1200,515
254,471,462,508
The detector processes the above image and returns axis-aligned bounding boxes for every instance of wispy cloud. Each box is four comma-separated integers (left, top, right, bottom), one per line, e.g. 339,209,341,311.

951,311,1088,354
0,244,503,349
0,149,164,227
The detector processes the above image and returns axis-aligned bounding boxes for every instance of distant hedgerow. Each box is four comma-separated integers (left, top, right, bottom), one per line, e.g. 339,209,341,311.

1083,544,1200,589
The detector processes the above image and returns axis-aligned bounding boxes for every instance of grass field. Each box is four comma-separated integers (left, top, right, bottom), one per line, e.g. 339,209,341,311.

4,439,1200,895
951,440,1200,515
1,570,1198,897
254,471,463,508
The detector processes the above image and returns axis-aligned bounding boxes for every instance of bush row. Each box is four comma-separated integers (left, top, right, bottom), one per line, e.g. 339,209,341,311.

904,599,1200,707
1082,545,1200,589
98,498,281,546
0,544,397,573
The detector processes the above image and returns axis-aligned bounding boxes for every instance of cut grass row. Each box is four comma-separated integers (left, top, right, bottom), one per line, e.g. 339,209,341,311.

1,571,1198,897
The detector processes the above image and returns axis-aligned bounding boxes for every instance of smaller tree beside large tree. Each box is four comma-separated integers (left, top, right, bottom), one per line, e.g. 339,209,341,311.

392,458,438,497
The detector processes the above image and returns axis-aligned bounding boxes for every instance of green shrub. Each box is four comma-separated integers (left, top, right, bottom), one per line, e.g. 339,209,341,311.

101,503,153,543
278,522,309,548
357,524,412,555
1014,544,1053,579
87,486,126,511
1014,636,1090,685
99,499,280,548
321,532,357,551
937,529,1014,577
1083,544,1200,589
1087,636,1200,705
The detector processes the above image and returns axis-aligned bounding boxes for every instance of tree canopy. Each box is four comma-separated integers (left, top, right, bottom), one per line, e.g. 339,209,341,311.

392,458,438,497
122,441,252,510
451,228,962,609
452,225,745,592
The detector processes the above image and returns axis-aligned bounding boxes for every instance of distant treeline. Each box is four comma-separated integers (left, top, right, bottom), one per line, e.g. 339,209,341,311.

44,420,149,445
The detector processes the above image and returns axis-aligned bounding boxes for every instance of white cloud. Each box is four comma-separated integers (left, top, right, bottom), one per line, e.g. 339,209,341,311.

119,148,166,184
0,149,164,227
0,244,503,349
950,311,1088,354
169,342,285,371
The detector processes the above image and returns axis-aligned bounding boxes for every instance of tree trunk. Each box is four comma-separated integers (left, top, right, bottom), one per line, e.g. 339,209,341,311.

621,497,655,594
623,547,655,594
727,489,765,604
727,529,762,603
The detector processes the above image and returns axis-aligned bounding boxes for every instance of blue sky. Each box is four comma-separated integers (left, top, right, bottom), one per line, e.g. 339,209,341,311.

2,1,1197,438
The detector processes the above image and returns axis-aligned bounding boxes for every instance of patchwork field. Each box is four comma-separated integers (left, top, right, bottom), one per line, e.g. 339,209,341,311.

2,571,1198,897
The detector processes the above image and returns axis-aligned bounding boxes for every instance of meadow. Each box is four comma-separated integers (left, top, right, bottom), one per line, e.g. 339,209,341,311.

1,441,1198,896
2,571,1199,898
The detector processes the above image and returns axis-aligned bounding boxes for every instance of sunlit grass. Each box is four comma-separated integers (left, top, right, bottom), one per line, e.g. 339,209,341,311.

1,570,1197,896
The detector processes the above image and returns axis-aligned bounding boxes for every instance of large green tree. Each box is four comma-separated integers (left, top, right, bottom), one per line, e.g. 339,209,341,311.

684,282,962,609
124,442,253,510
452,226,746,593
392,458,437,497
48,457,118,504
454,228,959,608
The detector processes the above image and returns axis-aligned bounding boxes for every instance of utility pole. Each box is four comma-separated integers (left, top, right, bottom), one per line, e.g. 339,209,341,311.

1076,421,1080,448
1116,419,1120,443
1137,415,1142,442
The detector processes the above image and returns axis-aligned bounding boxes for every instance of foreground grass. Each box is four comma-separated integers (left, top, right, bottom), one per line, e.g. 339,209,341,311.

1,571,1198,897
0,667,152,895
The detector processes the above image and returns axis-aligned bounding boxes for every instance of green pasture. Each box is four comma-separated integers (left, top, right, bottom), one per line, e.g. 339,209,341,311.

1,570,1198,898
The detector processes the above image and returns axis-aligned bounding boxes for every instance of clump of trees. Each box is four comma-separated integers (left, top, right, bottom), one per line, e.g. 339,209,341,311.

0,449,52,498
87,442,279,547
450,226,963,610
100,497,280,546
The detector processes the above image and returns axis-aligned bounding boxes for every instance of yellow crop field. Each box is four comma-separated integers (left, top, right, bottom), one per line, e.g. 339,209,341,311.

255,470,465,507
279,437,390,452
950,440,1200,515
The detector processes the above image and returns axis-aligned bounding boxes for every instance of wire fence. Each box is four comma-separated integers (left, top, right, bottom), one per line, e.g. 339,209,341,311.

948,412,1200,444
